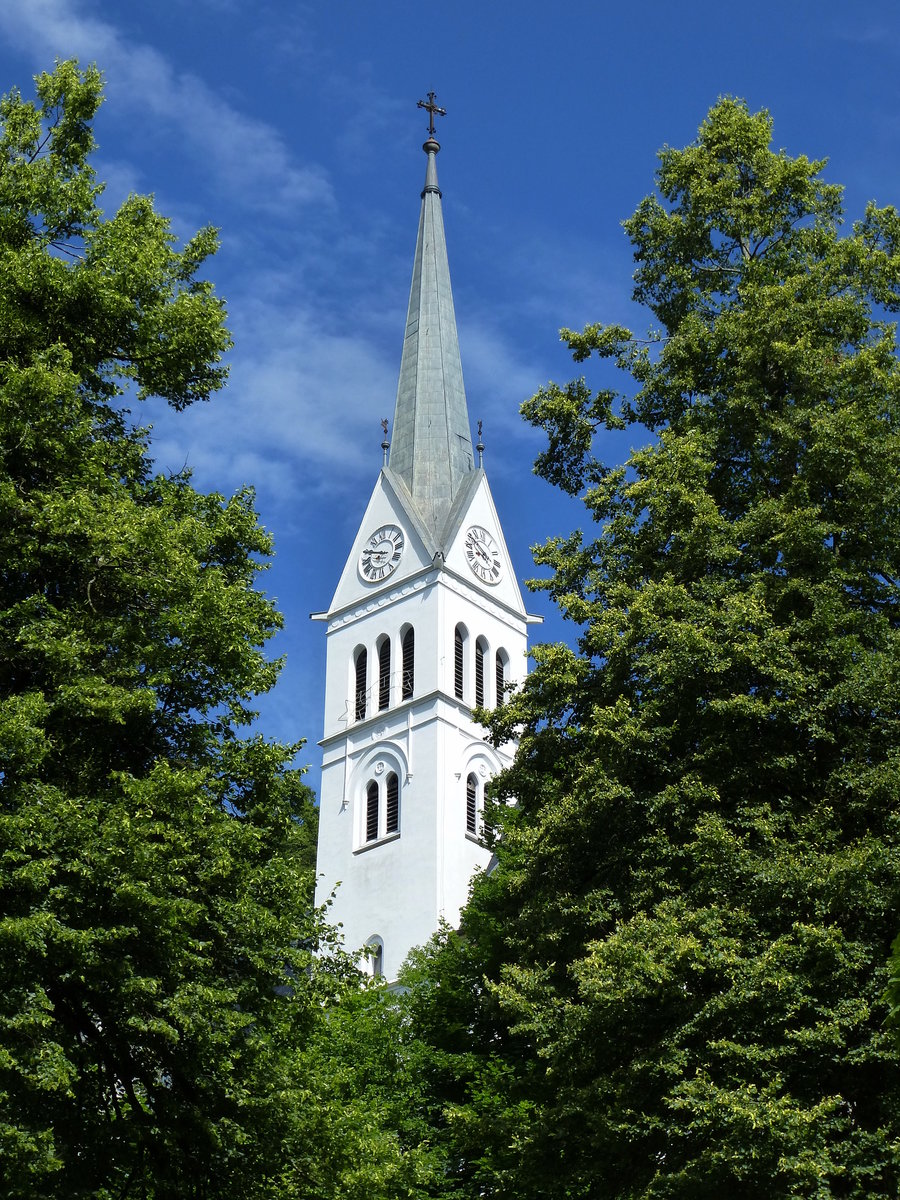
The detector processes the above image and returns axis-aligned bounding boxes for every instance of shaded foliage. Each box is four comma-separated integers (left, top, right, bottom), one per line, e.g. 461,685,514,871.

0,61,362,1199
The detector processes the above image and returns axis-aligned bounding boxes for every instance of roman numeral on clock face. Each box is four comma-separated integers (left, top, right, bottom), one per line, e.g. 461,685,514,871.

464,525,503,585
359,524,405,582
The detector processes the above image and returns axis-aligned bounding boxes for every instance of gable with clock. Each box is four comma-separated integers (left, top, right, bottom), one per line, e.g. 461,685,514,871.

312,107,538,982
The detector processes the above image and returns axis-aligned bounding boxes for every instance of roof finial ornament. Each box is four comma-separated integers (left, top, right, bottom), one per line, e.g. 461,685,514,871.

418,92,445,197
476,419,484,468
381,418,390,466
417,91,446,139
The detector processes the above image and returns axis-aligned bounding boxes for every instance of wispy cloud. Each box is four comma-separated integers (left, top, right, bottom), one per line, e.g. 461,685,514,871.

828,19,897,46
459,318,546,437
0,0,554,519
0,0,332,214
144,298,399,519
143,290,551,516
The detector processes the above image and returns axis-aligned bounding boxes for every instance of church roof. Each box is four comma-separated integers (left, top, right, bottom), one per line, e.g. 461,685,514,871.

388,133,475,540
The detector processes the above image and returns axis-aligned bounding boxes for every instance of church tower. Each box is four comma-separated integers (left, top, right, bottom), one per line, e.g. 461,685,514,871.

313,102,532,981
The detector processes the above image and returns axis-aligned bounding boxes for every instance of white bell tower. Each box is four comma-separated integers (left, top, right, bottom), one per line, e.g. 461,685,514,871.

313,104,535,981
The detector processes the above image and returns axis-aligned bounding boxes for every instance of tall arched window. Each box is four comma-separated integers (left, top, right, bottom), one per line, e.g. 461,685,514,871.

365,781,379,842
475,637,488,707
386,772,399,834
361,772,402,847
454,626,465,700
495,649,508,708
401,627,415,700
355,648,368,721
378,637,391,711
366,937,385,978
466,773,478,835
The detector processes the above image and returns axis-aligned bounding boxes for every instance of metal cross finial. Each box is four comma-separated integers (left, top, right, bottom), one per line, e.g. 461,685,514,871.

381,418,390,466
417,91,446,137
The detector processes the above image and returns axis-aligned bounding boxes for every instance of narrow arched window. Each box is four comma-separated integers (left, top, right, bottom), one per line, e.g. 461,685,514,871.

475,637,488,707
454,626,465,700
385,772,399,834
355,649,368,721
466,774,478,835
378,638,391,711
402,627,415,700
372,941,384,978
495,649,508,708
366,781,379,842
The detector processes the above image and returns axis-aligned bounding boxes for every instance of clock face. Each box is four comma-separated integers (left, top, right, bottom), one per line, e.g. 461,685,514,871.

359,525,405,582
464,525,503,585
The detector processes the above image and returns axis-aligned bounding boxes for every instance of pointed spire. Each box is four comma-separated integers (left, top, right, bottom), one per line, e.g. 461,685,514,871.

388,102,475,538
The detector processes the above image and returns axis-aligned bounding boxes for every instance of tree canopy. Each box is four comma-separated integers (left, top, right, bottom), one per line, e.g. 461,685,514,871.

7,66,900,1200
403,97,900,1198
0,61,359,1199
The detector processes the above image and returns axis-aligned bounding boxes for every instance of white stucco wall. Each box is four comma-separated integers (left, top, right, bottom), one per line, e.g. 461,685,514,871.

314,471,529,981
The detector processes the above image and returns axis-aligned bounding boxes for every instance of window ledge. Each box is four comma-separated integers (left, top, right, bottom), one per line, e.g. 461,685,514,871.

465,830,487,847
354,830,401,855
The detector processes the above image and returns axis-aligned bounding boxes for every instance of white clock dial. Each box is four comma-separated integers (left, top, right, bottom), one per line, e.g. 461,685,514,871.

464,525,503,585
359,525,405,582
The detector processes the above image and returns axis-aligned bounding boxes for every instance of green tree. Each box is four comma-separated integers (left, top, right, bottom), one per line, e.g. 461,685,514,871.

411,99,900,1198
289,977,454,1200
888,936,900,1047
0,61,352,1199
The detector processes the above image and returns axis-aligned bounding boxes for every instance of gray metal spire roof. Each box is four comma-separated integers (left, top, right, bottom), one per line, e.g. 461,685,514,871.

388,134,475,537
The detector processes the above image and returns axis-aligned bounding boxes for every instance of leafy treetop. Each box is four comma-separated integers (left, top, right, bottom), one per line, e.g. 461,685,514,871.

0,61,376,1200
402,98,900,1199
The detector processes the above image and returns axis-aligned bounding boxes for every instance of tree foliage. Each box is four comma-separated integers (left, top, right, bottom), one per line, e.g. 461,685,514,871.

0,61,358,1199
408,98,900,1197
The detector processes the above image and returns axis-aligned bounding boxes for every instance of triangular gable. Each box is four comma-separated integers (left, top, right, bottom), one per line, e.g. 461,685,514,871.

326,470,437,617
441,472,528,617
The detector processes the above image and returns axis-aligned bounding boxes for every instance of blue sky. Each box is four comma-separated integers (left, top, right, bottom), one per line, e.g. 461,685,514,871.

2,0,899,791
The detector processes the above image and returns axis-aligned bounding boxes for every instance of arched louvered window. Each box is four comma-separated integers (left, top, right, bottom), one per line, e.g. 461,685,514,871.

355,649,368,721
475,637,488,707
371,941,384,978
378,638,391,711
366,781,379,842
386,772,399,834
454,626,465,700
495,649,508,708
401,627,415,700
466,773,478,835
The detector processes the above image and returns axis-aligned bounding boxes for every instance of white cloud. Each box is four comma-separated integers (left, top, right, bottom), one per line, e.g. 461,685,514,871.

139,287,553,519
459,317,546,438
0,1,556,521
0,0,332,214
143,299,400,520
